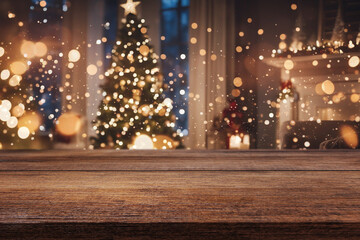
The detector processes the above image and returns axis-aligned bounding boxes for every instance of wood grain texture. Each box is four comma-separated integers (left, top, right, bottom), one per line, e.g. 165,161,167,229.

0,150,360,239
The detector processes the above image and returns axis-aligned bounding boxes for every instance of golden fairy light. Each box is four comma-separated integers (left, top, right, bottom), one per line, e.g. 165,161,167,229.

17,126,30,139
10,61,28,75
1,69,10,80
350,93,360,103
34,42,47,57
348,56,360,68
56,113,82,136
18,112,41,132
0,47,4,57
87,64,98,75
321,80,335,95
340,125,358,149
233,77,243,87
284,59,294,70
132,134,154,149
139,45,150,56
21,41,36,58
68,49,81,62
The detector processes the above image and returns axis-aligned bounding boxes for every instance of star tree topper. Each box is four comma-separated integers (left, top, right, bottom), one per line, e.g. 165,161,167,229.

121,0,140,16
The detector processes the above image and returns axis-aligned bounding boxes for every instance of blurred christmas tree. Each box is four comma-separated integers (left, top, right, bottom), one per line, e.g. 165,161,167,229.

0,42,40,149
91,2,183,149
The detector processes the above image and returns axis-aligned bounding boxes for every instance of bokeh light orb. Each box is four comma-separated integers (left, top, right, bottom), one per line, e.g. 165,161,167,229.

68,49,81,62
18,112,41,132
21,41,36,58
56,113,82,136
10,61,28,75
34,42,47,57
321,80,335,95
9,75,22,87
0,107,10,121
6,116,18,128
348,56,360,68
284,59,294,70
87,64,98,75
12,104,25,117
0,47,4,57
315,83,324,95
18,126,30,139
133,134,154,149
351,93,360,103
139,45,150,56
340,125,358,149
233,77,243,87
1,100,12,110
1,69,10,80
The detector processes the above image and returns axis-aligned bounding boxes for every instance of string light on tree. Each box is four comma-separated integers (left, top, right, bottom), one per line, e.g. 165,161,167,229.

90,1,183,149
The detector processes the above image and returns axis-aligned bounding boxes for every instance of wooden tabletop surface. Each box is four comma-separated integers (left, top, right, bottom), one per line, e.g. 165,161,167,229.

0,150,360,239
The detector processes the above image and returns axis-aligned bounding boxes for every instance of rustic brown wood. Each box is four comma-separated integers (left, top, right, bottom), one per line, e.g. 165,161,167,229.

0,150,360,239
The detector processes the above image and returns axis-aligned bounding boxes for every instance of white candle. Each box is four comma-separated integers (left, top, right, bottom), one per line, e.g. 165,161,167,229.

229,134,250,149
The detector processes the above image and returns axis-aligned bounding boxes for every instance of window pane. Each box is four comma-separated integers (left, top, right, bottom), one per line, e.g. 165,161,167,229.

162,0,179,9
180,9,189,43
162,10,179,43
181,0,190,7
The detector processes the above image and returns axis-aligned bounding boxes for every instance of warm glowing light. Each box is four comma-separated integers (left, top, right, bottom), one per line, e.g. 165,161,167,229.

351,93,360,103
56,113,82,136
18,112,41,132
279,41,287,50
231,89,241,97
315,83,324,95
257,29,264,35
153,135,176,149
39,0,47,7
291,3,297,10
0,47,4,57
10,61,27,75
199,49,206,56
284,59,294,70
348,56,360,68
279,34,287,40
8,12,15,19
190,37,197,44
1,100,12,111
233,77,243,87
321,80,335,95
18,127,30,139
6,116,18,128
68,49,81,62
139,45,150,56
1,69,10,80
140,27,147,34
87,64,98,75
133,134,154,149
9,75,21,87
0,107,10,122
340,125,358,149
12,104,25,117
34,42,47,57
236,46,243,53
191,22,198,29
312,60,318,66
21,41,36,58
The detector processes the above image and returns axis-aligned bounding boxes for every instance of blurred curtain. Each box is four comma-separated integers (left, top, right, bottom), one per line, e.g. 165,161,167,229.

188,0,235,149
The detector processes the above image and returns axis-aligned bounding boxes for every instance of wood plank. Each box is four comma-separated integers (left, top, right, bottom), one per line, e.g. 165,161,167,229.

1,150,360,170
1,151,360,239
1,170,360,223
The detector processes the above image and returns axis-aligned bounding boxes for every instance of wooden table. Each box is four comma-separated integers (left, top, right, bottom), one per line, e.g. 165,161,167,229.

0,150,360,239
